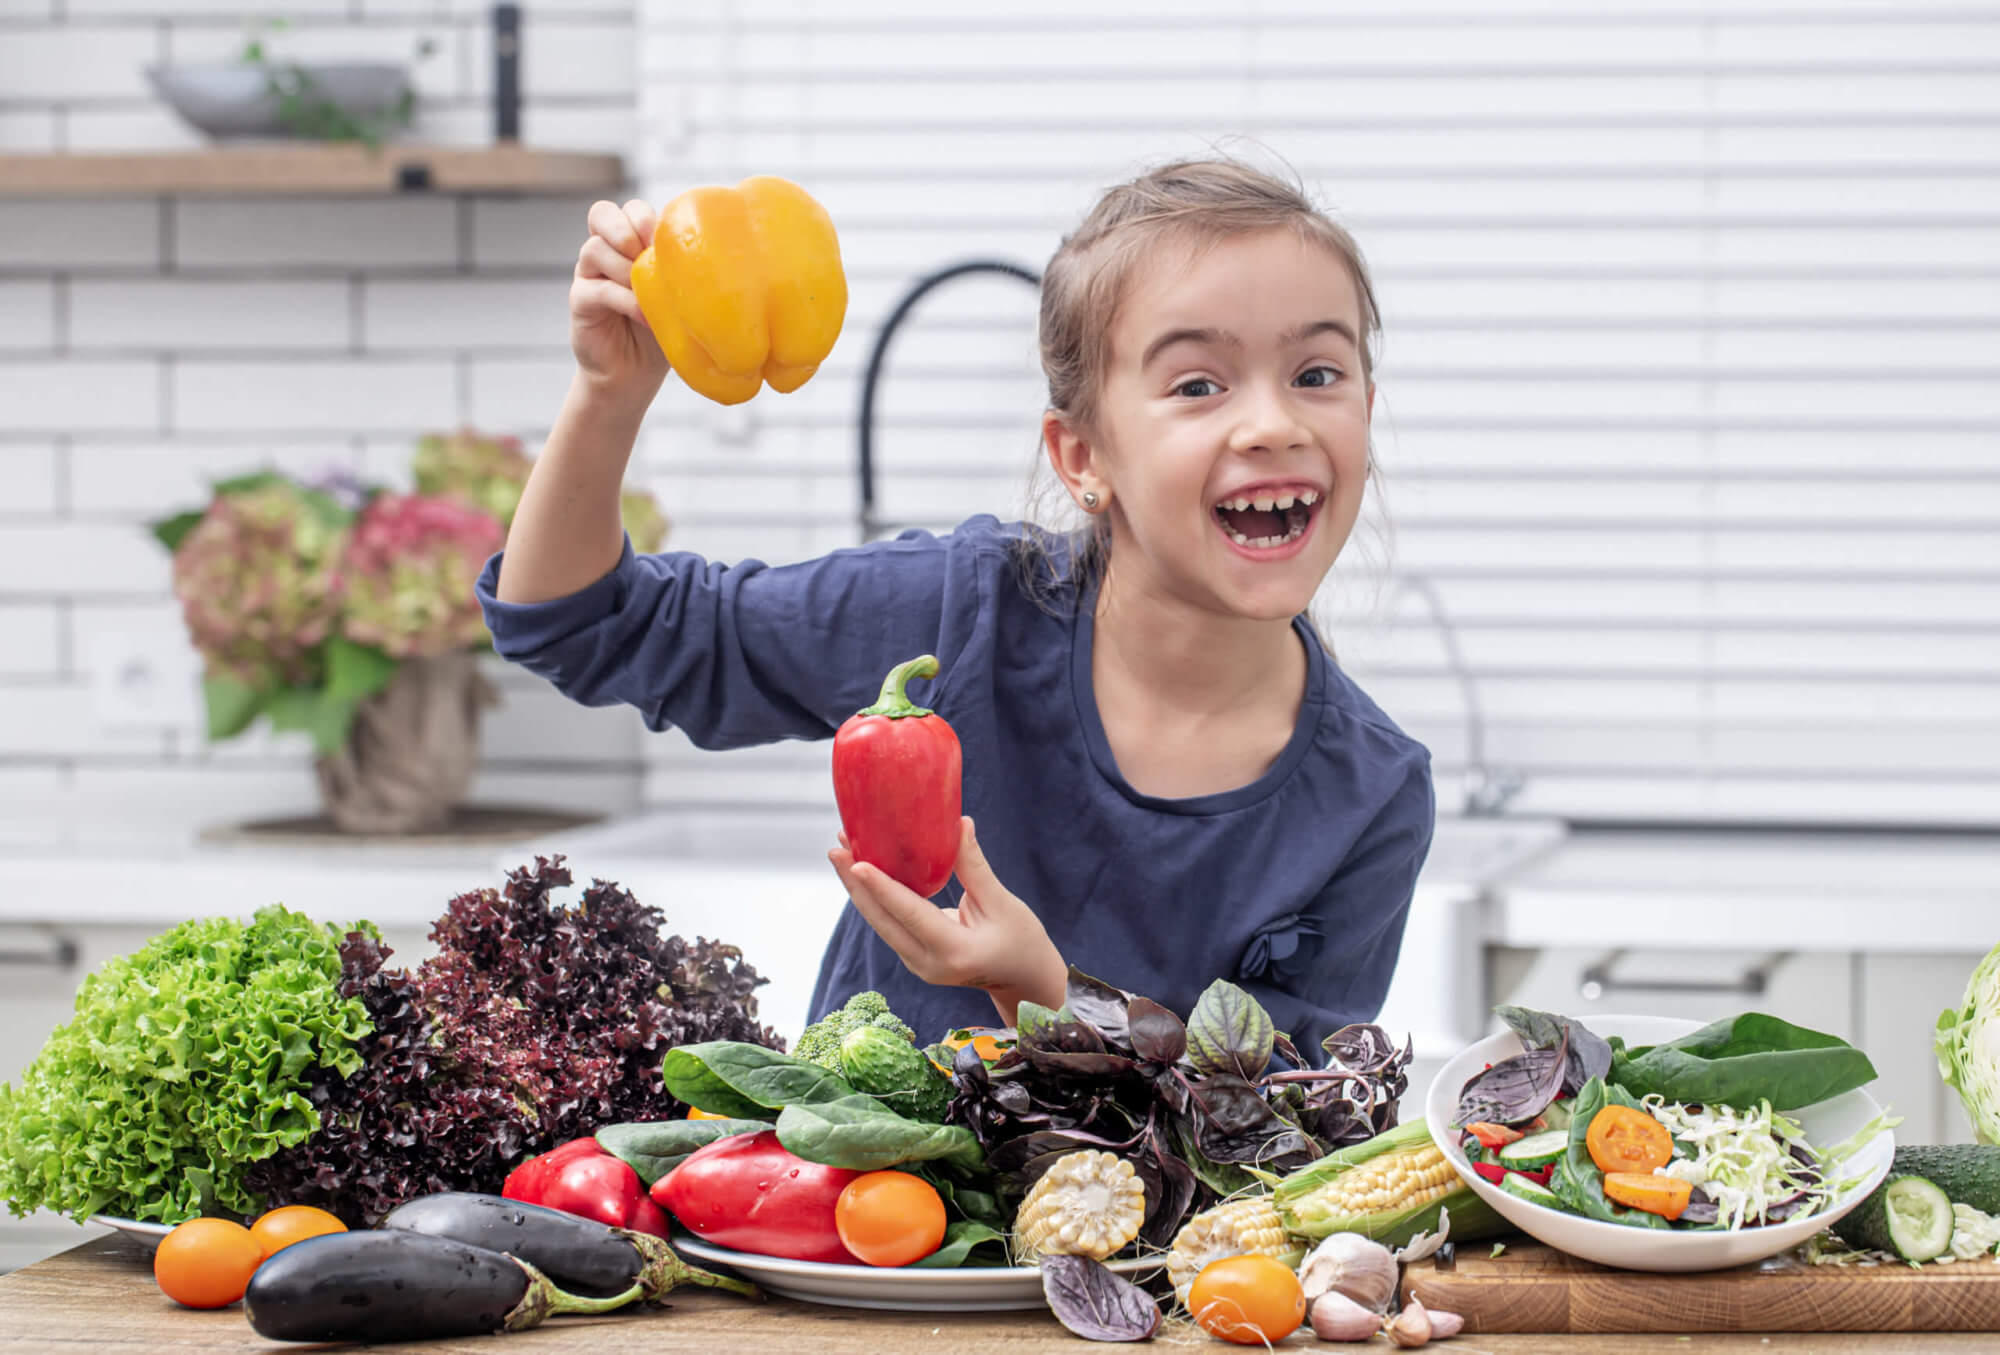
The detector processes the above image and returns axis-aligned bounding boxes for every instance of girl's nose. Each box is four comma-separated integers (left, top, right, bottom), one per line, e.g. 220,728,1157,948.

1227,381,1310,455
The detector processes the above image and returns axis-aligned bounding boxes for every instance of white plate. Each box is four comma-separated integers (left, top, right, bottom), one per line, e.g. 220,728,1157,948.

671,1233,1162,1311
1424,1013,1894,1273
86,1214,175,1250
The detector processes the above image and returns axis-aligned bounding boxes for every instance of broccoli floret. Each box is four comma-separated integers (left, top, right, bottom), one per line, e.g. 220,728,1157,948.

794,990,916,1071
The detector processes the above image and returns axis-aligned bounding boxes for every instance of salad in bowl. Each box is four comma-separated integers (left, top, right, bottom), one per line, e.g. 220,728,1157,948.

1423,1010,1895,1272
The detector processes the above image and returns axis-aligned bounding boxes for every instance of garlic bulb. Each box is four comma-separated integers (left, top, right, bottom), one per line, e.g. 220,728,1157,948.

1428,1308,1467,1339
1385,1296,1434,1348
1297,1232,1398,1313
1308,1292,1381,1342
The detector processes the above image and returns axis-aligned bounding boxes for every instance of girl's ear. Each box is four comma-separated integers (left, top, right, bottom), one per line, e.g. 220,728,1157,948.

1042,409,1106,510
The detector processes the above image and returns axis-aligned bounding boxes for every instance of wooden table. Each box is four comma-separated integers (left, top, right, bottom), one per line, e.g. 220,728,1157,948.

0,1235,1993,1354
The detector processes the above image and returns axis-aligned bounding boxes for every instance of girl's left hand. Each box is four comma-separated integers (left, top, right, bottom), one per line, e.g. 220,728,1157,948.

829,817,1068,1023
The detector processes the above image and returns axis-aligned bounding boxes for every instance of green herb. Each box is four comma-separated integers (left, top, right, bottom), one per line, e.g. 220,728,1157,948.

1557,1079,1674,1230
1186,979,1276,1080
0,908,372,1223
909,1219,1009,1268
593,1119,770,1187
1610,1013,1877,1111
1491,1242,1507,1258
774,1095,986,1173
657,1042,857,1119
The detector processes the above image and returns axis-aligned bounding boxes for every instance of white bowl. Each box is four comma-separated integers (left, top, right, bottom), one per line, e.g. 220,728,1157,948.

1423,1013,1894,1272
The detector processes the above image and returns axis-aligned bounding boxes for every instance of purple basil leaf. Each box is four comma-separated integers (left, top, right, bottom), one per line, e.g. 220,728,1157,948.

1452,1025,1571,1127
1136,1129,1198,1249
1065,967,1137,1050
1024,1049,1137,1080
1496,1006,1612,1094
1680,1187,1721,1226
1185,980,1276,1081
1041,1254,1161,1342
1127,997,1187,1067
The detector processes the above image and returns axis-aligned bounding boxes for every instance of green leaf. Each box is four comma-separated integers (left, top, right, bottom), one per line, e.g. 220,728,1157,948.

657,1042,858,1120
1560,1078,1673,1230
1015,1001,1072,1044
909,1219,1009,1269
210,471,287,498
201,675,265,741
911,1165,1006,1229
593,1119,771,1187
264,686,356,757
775,1095,987,1174
151,510,206,554
1609,1013,1877,1111
323,637,398,706
1185,979,1276,1081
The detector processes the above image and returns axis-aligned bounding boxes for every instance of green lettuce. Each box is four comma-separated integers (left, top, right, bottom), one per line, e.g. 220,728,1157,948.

0,907,372,1224
1937,941,2000,1145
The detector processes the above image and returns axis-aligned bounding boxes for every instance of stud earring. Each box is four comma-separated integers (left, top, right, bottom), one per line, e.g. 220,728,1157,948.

1082,491,1100,509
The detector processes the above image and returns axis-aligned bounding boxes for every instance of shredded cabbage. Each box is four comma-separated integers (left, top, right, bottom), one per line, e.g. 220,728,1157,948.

1936,940,2000,1146
1642,1096,1825,1231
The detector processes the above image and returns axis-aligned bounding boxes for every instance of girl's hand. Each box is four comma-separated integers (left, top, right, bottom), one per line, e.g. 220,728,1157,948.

570,198,671,400
830,818,1069,1025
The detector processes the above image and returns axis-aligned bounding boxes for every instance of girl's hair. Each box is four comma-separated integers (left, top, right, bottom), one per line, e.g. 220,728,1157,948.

1014,154,1385,610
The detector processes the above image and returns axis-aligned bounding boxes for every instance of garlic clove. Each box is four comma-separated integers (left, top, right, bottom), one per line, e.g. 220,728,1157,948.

1427,1308,1466,1340
1296,1232,1399,1312
1308,1292,1381,1343
1385,1296,1434,1349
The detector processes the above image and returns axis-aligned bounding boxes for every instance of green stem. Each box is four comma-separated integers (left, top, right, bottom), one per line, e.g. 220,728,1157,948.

502,1259,646,1332
619,1230,761,1302
859,654,939,719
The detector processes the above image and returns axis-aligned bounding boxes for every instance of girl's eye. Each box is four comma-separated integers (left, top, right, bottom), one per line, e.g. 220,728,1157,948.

1296,366,1342,388
1174,378,1218,399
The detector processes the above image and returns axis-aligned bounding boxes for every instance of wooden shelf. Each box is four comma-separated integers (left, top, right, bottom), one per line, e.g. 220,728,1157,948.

0,144,627,197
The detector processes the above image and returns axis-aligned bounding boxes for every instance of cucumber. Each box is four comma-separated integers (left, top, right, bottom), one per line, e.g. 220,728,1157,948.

1500,1171,1566,1210
1496,1130,1568,1171
1834,1174,1954,1261
1884,1145,2000,1214
1540,1101,1575,1133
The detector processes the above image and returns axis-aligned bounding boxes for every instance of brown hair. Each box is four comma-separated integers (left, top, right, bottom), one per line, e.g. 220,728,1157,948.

1017,154,1385,604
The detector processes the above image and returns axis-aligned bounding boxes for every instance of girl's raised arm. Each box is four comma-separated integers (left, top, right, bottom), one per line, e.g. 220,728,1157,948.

497,198,670,604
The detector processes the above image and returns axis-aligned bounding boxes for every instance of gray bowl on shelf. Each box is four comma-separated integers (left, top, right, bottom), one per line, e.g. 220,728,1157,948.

146,62,410,140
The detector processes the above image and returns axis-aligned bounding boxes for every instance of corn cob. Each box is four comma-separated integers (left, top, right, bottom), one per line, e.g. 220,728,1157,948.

1166,1196,1302,1308
1012,1150,1147,1261
1272,1118,1506,1247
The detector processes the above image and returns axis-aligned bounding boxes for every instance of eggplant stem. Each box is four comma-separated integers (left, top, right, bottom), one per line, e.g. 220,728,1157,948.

618,1230,761,1301
503,1258,645,1332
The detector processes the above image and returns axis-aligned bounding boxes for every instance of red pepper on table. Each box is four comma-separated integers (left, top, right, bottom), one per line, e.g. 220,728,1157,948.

502,1137,671,1238
832,654,963,899
651,1130,863,1264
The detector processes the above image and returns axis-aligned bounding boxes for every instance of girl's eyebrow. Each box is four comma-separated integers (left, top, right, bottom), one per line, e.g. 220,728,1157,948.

1140,319,1357,369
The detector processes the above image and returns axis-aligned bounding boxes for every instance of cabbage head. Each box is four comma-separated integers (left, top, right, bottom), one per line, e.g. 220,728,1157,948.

1936,940,2000,1145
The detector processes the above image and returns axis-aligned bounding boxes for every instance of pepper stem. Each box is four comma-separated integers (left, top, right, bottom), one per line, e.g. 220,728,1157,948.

859,654,938,719
617,1229,761,1302
502,1258,646,1332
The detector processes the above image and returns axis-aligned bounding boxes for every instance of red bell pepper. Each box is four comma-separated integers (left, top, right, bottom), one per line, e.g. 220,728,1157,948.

832,654,963,898
503,1136,670,1238
651,1129,862,1264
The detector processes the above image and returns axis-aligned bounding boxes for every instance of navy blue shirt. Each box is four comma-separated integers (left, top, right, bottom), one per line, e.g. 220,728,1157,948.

475,516,1433,1059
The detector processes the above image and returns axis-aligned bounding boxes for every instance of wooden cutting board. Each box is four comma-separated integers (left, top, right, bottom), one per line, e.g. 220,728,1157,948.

1400,1240,2000,1333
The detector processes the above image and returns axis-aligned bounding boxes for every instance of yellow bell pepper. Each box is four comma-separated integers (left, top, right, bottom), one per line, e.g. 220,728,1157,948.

630,176,847,406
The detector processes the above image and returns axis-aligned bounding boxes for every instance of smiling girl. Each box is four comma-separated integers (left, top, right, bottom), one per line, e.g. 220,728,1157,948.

479,157,1433,1058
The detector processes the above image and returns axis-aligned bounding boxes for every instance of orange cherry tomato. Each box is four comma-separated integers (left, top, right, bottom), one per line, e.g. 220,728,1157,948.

833,1170,947,1267
1603,1170,1694,1221
153,1217,266,1309
1586,1104,1673,1175
687,1107,731,1121
1186,1254,1306,1346
249,1205,347,1256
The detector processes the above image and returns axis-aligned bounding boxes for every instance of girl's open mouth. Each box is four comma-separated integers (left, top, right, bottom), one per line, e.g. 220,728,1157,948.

1212,489,1319,553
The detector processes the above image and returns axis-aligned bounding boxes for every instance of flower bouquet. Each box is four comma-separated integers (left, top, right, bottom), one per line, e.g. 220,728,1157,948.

152,430,666,834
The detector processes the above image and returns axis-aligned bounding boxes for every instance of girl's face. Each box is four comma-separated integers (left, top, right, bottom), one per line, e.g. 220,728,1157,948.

1071,228,1373,623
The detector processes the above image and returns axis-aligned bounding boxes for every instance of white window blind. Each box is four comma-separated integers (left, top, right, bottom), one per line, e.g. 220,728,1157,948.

636,1,2000,828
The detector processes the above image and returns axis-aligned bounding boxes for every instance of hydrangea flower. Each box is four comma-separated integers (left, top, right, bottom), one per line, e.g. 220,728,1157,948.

172,482,347,689
339,493,505,659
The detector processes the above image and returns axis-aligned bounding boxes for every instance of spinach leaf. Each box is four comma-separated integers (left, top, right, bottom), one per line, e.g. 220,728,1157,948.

1497,1005,1613,1094
1609,1013,1877,1111
657,1041,857,1119
909,1219,1009,1268
1561,1078,1673,1230
776,1094,988,1173
911,1165,1007,1230
1185,979,1276,1081
593,1118,770,1186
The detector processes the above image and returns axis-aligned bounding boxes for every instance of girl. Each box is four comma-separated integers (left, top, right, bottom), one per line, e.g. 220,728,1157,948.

479,157,1433,1060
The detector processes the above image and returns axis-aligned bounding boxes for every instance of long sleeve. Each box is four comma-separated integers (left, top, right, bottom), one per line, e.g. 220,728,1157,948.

474,526,976,749
1235,754,1435,1059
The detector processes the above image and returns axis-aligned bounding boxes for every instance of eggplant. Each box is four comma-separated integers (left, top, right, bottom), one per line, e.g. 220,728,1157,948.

380,1191,755,1302
243,1229,642,1343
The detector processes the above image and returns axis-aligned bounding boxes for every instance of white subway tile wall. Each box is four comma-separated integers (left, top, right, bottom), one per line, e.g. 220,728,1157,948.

0,2,649,835
632,0,2000,827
